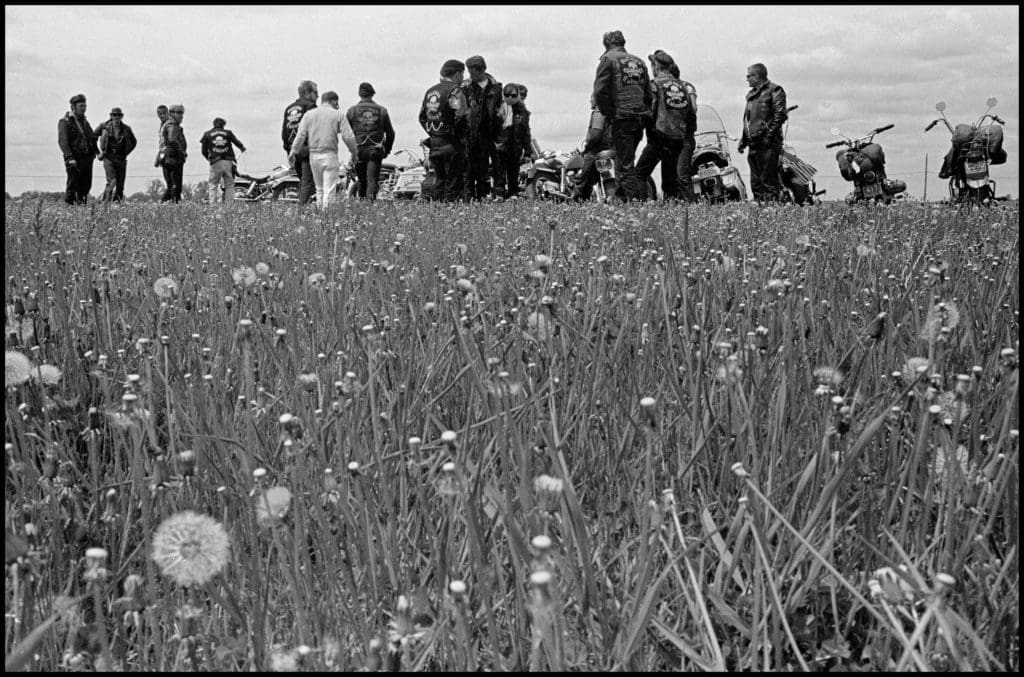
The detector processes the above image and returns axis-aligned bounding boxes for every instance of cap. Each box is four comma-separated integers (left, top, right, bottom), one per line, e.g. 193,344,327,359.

109,107,123,116
602,30,625,47
358,82,375,97
649,49,675,67
70,93,87,105
441,59,465,77
466,55,487,70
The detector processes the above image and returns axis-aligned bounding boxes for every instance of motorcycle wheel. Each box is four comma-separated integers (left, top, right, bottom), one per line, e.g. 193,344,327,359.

272,184,299,202
600,178,617,202
788,182,811,205
526,176,560,200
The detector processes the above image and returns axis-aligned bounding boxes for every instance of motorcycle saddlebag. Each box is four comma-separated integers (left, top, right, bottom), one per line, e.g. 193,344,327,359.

860,143,885,171
975,124,1006,165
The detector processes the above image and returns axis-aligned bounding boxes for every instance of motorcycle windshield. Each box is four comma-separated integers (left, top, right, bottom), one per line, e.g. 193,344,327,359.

694,104,731,153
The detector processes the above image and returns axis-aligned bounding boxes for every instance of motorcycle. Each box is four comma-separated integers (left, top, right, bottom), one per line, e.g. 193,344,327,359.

778,105,825,204
925,97,1007,204
233,164,302,202
524,147,656,202
341,148,428,199
691,104,748,202
826,124,906,203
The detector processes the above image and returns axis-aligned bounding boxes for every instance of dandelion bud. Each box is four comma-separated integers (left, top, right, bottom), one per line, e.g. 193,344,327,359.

731,462,749,479
224,294,234,310
449,580,468,599
85,547,108,561
962,482,980,508
178,449,196,477
347,461,360,476
236,318,253,343
408,437,421,451
253,467,267,480
934,573,955,592
533,474,564,512
530,570,552,589
928,404,943,416
440,430,458,448
639,396,658,427
531,535,553,553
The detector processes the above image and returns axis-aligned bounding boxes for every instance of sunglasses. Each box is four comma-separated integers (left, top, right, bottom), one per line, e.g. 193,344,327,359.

504,93,519,99
112,113,123,117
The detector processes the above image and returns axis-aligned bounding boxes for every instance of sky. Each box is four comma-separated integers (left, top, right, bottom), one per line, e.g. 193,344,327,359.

5,4,1019,201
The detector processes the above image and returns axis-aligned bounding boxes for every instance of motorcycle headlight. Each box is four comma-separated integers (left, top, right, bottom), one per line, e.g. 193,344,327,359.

863,171,876,183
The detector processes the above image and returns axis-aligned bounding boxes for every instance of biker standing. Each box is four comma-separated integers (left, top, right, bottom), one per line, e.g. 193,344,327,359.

592,30,652,202
346,82,396,201
636,51,697,201
737,63,787,203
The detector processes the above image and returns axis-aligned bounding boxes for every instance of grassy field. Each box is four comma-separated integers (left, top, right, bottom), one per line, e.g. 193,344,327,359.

4,197,1019,672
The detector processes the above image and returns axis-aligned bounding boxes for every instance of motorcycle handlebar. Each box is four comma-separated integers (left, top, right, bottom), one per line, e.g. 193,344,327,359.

875,124,895,133
825,140,846,149
787,105,799,112
924,120,939,132
992,115,1005,124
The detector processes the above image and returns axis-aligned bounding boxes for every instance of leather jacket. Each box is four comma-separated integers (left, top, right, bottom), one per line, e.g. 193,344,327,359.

592,46,652,119
741,79,787,148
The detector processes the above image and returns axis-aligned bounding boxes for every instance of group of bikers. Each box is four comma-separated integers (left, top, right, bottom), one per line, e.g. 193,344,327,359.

57,29,790,206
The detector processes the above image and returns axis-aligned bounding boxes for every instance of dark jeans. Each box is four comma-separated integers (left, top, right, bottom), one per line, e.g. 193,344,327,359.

427,146,465,202
64,154,94,205
574,151,602,200
636,134,696,201
294,154,315,204
492,149,522,198
161,161,184,202
610,117,645,201
748,142,782,202
101,157,127,202
355,147,386,200
463,142,492,200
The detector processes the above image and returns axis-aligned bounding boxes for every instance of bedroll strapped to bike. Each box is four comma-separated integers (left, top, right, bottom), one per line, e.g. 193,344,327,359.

949,123,1006,166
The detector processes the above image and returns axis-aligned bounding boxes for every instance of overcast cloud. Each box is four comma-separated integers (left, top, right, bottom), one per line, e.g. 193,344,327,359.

5,4,1019,200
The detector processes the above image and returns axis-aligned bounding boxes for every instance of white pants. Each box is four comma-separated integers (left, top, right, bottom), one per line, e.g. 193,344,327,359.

309,151,340,208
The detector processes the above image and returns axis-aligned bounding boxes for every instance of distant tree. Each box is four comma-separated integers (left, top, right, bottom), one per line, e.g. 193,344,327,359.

4,192,11,201
146,179,166,201
15,190,63,202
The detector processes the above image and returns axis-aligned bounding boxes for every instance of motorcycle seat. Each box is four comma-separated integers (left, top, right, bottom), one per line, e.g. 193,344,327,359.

235,173,268,182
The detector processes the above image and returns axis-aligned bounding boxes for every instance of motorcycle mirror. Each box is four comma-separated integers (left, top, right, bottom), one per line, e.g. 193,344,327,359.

935,101,946,112
986,97,998,108
829,127,841,137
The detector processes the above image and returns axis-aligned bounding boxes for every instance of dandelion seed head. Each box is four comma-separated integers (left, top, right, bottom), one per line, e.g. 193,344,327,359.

6,350,34,387
255,486,293,524
269,647,299,672
152,276,177,299
307,272,327,288
151,511,230,587
231,266,257,287
901,357,931,381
